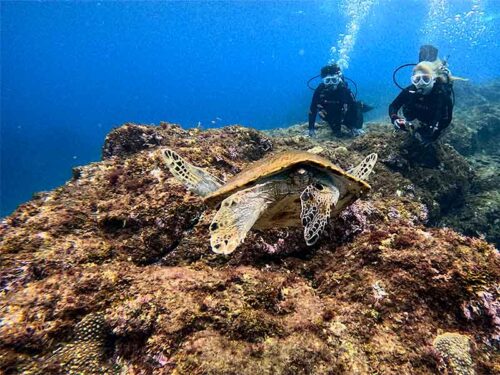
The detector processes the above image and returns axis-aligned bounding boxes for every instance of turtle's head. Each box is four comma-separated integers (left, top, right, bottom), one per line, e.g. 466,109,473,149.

291,167,313,187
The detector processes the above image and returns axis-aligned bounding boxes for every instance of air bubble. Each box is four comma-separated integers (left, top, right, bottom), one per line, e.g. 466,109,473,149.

421,0,489,47
329,0,378,70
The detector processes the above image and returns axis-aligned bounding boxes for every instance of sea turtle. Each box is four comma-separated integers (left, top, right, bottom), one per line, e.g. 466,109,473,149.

161,148,377,255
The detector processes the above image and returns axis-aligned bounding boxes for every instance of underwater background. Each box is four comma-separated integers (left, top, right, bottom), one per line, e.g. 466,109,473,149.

1,0,499,217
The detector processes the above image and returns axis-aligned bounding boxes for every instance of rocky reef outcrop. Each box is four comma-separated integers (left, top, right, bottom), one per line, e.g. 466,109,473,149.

444,80,500,156
437,80,500,246
1,118,498,374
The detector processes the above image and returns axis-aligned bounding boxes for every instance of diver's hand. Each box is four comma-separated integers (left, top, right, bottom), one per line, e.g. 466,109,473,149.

430,126,441,140
393,118,408,131
308,128,316,138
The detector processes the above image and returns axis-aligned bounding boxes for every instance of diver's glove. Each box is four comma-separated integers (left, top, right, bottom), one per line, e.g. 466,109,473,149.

393,118,409,131
430,126,442,141
308,128,316,138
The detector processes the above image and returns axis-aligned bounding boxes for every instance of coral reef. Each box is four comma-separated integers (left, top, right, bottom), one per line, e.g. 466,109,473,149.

438,154,500,247
438,80,500,246
432,332,474,375
18,312,118,374
443,84,500,157
1,95,499,373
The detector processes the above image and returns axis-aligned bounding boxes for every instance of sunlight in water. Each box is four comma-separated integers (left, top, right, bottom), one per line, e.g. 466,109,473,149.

422,0,489,47
329,0,378,70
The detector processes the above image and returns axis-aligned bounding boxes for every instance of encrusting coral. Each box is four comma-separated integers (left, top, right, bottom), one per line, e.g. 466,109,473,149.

1,110,499,374
432,332,474,375
17,312,117,374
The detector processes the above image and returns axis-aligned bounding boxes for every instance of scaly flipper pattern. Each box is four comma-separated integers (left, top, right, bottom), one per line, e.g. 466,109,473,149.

347,153,378,181
300,183,339,246
161,148,223,197
210,183,274,254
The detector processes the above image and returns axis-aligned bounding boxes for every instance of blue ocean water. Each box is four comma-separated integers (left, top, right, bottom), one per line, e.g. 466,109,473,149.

1,0,499,217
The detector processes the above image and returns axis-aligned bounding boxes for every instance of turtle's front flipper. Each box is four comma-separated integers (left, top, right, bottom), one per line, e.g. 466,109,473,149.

347,153,378,181
161,148,223,197
300,183,339,246
210,183,274,254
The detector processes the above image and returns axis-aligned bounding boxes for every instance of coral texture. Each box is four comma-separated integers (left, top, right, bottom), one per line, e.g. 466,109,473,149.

1,115,499,374
18,312,117,374
432,332,474,375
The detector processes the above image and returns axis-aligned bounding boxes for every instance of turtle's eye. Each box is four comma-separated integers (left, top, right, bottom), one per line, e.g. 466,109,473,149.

314,183,324,190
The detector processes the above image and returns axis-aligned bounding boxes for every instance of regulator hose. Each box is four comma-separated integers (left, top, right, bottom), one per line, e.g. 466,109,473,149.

392,63,416,90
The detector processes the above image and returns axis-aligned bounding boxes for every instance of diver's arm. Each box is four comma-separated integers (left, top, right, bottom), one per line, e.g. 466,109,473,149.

433,94,453,139
308,87,321,131
388,89,410,123
442,93,453,128
341,87,358,129
344,87,356,107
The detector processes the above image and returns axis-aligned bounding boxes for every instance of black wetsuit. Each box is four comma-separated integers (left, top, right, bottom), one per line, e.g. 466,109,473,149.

309,83,361,135
389,82,453,141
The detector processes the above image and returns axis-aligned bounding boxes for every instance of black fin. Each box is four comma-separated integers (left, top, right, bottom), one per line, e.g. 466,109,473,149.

358,101,374,113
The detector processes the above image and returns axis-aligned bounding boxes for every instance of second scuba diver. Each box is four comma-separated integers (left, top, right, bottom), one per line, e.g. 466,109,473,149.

308,64,367,138
389,45,466,146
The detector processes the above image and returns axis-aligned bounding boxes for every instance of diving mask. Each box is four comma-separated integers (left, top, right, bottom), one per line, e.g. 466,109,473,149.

323,74,342,86
411,72,435,94
411,73,434,87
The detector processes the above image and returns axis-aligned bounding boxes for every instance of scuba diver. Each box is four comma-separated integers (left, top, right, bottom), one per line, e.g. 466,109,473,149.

389,45,466,146
308,63,369,138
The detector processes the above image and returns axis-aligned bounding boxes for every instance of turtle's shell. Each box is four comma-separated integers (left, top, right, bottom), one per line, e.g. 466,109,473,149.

204,150,371,208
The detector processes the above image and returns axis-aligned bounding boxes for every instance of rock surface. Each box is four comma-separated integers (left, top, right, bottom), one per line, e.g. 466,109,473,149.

1,116,499,373
440,80,500,246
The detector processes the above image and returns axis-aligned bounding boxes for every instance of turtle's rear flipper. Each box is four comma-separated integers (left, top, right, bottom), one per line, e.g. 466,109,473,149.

300,183,339,246
161,148,223,197
210,183,273,254
347,153,378,181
